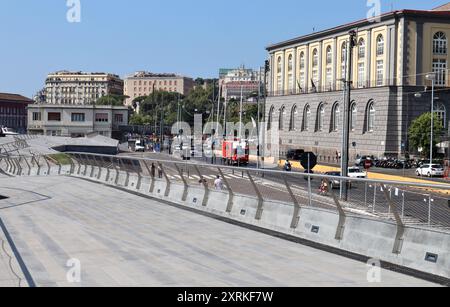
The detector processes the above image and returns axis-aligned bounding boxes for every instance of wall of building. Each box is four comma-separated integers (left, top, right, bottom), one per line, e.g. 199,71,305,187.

27,105,128,138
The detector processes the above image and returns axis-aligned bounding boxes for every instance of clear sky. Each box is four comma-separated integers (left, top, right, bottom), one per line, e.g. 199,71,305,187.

0,0,447,97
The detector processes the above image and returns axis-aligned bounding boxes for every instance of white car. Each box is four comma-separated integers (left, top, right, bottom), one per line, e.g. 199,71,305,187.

134,141,145,152
348,167,367,179
416,164,444,177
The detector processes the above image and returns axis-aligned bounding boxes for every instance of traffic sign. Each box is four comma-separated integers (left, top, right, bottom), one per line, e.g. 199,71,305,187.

300,152,317,171
364,160,372,170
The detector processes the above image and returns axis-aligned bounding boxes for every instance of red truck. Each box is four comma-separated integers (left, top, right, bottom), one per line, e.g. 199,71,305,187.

222,139,249,166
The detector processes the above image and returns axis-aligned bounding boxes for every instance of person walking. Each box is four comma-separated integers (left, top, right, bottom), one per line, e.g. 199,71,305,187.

150,163,156,178
158,164,163,178
214,175,223,190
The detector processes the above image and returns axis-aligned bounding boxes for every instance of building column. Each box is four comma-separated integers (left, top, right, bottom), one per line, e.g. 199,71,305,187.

366,29,372,86
416,21,424,86
318,42,323,90
305,45,310,91
292,49,297,93
333,38,337,88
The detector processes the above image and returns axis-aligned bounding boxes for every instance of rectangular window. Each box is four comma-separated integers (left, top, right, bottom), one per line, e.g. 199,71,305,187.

48,112,61,121
299,72,305,91
71,113,85,122
32,112,42,121
114,114,124,123
433,59,447,86
326,68,332,89
358,63,365,88
95,113,109,123
376,60,384,86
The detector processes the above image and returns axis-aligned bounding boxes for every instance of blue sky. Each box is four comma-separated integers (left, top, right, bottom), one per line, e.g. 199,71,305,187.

0,0,447,97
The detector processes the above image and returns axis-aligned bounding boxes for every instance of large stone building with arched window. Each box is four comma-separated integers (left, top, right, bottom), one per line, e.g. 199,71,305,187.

265,4,450,162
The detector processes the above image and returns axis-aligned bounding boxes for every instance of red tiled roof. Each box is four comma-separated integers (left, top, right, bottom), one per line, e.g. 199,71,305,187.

0,93,33,104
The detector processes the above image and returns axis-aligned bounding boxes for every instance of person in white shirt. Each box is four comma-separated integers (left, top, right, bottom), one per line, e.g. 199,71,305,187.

214,175,223,190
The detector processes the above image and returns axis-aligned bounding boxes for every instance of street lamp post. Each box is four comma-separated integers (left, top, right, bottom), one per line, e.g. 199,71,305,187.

426,73,436,165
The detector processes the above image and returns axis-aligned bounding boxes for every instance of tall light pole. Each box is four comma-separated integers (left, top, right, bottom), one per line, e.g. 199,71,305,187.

426,73,436,165
341,30,358,201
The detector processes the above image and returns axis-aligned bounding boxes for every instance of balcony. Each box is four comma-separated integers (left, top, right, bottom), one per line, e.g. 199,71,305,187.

268,79,394,97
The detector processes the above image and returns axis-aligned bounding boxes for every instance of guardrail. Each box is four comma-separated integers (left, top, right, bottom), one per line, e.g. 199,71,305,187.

1,151,450,231
1,151,450,282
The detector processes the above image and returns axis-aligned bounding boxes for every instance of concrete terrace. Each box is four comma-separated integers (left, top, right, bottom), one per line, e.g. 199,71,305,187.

0,175,437,287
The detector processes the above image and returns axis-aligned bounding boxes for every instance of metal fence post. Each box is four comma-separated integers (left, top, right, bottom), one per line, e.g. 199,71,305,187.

159,163,171,197
119,159,130,187
68,155,75,175
132,160,142,190
283,175,301,229
113,158,120,185
247,170,264,220
194,165,209,207
32,155,41,176
88,155,95,178
380,183,405,255
218,167,234,213
326,178,347,240
43,155,51,175
428,195,433,227
373,183,377,213
92,156,102,179
174,163,189,202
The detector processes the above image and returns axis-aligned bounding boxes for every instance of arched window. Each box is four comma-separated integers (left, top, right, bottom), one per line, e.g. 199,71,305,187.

350,102,357,131
288,54,294,91
267,106,274,130
277,57,282,73
299,52,306,91
302,104,311,131
358,38,366,59
312,49,319,67
367,101,375,132
279,106,286,130
277,57,282,92
326,46,332,65
317,104,325,132
331,103,341,132
433,32,447,55
312,49,319,86
435,103,447,128
376,35,384,56
290,105,298,131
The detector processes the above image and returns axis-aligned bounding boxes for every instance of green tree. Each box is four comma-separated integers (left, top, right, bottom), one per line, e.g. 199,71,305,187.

129,113,152,126
95,94,128,106
408,112,443,157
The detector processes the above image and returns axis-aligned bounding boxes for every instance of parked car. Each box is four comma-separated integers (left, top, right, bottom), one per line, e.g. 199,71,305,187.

355,156,374,167
416,164,445,177
348,167,367,179
286,149,304,161
324,171,342,189
135,140,145,152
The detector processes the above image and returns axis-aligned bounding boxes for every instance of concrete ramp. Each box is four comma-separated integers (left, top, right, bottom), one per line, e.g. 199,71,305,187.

0,175,437,287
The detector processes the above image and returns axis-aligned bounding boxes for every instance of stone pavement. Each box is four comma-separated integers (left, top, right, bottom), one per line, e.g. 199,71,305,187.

0,175,438,287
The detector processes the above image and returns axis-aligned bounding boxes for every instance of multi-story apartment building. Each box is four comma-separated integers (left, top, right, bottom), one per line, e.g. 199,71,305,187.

123,71,194,107
44,71,124,105
27,104,128,139
0,93,33,134
265,3,450,162
219,66,262,101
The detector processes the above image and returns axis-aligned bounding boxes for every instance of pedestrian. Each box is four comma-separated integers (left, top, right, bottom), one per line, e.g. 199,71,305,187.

150,163,156,178
158,164,163,178
214,175,223,190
